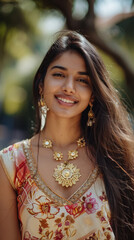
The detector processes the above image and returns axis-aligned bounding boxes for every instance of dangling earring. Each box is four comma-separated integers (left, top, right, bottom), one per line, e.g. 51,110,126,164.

38,91,49,131
87,103,95,127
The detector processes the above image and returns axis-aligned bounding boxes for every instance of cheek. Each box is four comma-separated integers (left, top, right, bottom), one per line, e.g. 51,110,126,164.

81,94,92,110
44,79,61,94
43,80,53,96
43,80,59,105
78,87,92,102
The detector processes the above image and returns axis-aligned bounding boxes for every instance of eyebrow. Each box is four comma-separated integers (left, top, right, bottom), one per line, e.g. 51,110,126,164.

51,65,67,71
78,71,89,76
50,65,89,76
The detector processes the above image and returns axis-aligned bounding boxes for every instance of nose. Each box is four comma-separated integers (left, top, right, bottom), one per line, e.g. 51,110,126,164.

62,76,75,94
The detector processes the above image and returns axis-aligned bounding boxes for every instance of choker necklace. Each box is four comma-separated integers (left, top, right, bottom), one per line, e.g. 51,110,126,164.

42,137,86,187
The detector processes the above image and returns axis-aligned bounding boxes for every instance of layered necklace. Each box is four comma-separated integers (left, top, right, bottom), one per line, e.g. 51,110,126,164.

42,137,86,187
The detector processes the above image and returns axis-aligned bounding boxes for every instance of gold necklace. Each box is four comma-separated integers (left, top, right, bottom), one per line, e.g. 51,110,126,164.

42,137,86,187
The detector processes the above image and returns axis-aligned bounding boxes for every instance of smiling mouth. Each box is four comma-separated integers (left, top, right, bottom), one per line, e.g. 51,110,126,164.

55,96,78,104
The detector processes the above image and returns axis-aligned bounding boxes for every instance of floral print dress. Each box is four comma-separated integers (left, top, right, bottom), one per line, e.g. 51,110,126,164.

0,140,115,240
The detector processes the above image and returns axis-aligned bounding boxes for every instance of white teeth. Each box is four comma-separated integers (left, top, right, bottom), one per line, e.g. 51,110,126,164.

57,97,75,104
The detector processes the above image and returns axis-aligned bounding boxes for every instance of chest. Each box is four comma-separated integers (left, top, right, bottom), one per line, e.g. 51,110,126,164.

17,172,114,240
38,149,95,199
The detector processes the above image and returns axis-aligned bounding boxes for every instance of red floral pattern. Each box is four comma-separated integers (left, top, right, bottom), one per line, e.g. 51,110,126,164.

54,229,64,240
28,196,60,219
82,192,99,214
0,141,115,240
65,202,84,218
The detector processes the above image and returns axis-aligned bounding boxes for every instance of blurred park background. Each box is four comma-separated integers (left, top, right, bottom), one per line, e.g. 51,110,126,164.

0,0,134,150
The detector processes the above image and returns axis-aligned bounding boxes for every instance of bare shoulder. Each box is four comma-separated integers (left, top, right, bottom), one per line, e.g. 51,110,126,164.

0,155,21,240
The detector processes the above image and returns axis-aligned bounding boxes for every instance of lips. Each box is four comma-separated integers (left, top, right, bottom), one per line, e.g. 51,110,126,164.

55,94,78,105
57,97,75,104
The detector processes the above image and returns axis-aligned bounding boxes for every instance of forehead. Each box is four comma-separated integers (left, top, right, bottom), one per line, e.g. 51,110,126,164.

48,50,87,71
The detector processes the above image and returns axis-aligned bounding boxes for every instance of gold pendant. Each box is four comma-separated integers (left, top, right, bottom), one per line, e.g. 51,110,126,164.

68,150,78,160
42,139,52,148
53,152,63,161
53,162,81,187
77,137,86,147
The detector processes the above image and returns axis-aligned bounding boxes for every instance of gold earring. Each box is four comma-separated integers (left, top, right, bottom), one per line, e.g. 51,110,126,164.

87,103,95,127
38,89,49,131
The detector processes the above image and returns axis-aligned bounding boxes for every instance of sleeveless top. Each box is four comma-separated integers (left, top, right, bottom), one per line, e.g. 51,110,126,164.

0,140,115,240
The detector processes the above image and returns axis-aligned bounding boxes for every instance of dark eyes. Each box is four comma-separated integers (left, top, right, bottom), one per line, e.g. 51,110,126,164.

52,72,64,78
77,78,89,85
52,72,89,85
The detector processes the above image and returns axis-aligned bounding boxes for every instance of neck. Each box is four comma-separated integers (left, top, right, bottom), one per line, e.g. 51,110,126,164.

41,114,82,147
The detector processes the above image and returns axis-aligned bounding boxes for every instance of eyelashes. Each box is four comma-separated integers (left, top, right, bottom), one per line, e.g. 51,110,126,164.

76,78,89,84
52,73,65,78
52,72,90,86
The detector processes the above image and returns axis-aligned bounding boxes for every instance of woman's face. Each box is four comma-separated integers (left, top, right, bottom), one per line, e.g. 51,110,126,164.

43,50,93,120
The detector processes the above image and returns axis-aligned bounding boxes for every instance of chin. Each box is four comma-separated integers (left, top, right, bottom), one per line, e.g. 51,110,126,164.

51,109,82,120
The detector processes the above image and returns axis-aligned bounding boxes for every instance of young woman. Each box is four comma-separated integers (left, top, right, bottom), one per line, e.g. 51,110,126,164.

0,31,134,240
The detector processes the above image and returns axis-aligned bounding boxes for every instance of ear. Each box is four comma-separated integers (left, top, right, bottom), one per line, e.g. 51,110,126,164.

89,94,94,105
39,83,43,95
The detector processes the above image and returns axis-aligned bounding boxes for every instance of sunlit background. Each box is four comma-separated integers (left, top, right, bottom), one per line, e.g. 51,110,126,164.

0,0,134,149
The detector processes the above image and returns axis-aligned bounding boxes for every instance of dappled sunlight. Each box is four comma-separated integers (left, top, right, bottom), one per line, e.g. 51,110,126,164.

5,30,30,58
4,86,27,115
95,0,133,17
0,0,134,148
72,0,89,20
38,10,65,35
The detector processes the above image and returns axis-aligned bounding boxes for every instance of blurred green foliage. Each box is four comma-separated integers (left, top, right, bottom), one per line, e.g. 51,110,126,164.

0,0,134,148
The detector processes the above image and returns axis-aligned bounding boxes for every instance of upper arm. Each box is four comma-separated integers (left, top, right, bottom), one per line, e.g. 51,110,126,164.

0,156,21,240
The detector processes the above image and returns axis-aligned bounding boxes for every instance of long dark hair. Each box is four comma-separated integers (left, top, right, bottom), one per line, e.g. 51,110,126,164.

33,31,134,240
